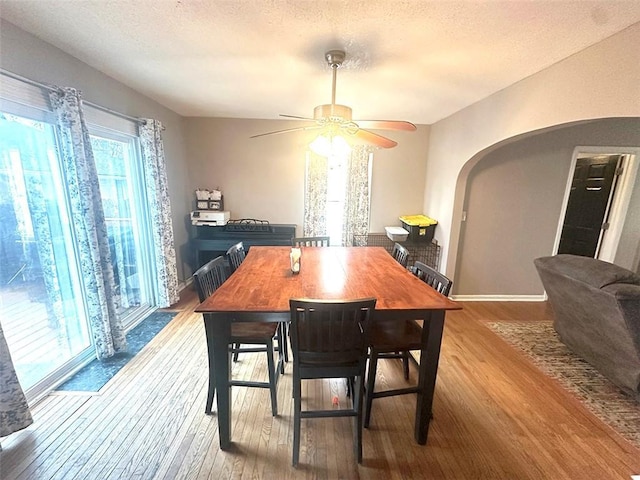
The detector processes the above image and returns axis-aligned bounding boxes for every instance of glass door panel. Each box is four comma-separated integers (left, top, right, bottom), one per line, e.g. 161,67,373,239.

0,112,91,391
90,133,151,326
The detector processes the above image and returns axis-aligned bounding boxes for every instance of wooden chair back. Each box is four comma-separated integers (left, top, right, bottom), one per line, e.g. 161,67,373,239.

226,241,246,273
412,261,453,296
289,297,376,465
289,298,376,371
292,236,330,247
193,256,228,302
391,242,410,268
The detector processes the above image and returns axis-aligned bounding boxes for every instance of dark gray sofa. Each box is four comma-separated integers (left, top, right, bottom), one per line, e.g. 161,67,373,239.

534,254,640,401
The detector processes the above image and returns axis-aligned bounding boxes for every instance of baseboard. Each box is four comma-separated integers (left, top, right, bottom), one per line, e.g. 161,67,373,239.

178,277,193,292
451,294,547,302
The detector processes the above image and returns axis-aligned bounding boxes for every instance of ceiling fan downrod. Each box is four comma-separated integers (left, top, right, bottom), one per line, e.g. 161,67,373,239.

325,50,345,111
313,50,352,123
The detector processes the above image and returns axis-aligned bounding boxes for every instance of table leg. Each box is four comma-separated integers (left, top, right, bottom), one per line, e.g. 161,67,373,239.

415,309,445,444
203,318,216,415
208,313,232,450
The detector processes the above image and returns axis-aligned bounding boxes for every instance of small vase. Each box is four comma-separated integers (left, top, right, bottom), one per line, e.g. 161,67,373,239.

290,248,301,274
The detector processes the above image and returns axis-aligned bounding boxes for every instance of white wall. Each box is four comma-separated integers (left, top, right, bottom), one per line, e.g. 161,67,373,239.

0,20,193,282
424,23,640,280
183,117,430,243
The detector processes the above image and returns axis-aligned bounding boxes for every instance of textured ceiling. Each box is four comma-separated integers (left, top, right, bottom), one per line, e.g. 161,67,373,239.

2,1,640,124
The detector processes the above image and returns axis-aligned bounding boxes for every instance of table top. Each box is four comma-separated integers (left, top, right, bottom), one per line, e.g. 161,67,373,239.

196,246,461,314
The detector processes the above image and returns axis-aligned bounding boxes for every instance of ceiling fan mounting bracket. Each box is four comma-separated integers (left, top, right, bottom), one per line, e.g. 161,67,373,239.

325,50,346,68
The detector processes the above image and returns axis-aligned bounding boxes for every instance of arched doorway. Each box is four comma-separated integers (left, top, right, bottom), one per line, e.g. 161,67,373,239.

451,118,640,299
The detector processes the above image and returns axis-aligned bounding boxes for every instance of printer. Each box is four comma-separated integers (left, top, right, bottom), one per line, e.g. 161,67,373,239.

190,210,230,226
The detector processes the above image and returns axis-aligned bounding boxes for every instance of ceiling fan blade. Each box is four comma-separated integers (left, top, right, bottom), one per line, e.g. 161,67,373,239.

279,114,316,121
250,125,323,138
355,120,417,131
352,129,398,148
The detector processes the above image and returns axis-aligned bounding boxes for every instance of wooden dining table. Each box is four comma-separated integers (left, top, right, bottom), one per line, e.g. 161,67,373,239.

195,245,461,450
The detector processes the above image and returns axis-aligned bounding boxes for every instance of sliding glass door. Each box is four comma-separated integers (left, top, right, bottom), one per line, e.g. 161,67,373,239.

0,112,92,393
1,93,155,400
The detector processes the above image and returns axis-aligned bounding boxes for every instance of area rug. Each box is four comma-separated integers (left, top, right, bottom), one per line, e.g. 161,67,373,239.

486,321,640,449
57,311,177,392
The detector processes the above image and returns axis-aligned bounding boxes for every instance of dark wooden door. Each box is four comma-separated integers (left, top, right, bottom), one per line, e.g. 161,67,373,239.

558,155,621,257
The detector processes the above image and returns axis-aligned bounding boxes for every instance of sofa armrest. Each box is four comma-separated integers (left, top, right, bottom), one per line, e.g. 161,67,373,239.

535,254,640,289
604,283,640,354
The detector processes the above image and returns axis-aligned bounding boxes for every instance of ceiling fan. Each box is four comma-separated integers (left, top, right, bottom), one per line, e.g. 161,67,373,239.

250,49,416,150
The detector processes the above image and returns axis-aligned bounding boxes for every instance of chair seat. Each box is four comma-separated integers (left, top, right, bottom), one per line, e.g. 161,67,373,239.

370,319,422,352
231,322,278,343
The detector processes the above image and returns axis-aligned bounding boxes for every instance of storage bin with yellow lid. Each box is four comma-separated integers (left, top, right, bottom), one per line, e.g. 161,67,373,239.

399,215,437,243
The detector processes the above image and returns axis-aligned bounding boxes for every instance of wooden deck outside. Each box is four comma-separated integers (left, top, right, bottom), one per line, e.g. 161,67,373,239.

1,293,640,479
0,286,76,391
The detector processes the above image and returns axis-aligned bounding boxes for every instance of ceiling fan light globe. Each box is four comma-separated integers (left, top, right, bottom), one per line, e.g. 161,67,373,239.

331,135,351,156
309,134,332,156
309,134,351,158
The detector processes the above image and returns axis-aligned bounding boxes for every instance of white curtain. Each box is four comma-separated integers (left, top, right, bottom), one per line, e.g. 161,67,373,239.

139,120,179,307
342,145,373,247
49,87,127,360
303,152,329,237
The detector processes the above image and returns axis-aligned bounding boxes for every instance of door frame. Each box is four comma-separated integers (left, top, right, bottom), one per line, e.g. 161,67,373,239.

553,146,640,263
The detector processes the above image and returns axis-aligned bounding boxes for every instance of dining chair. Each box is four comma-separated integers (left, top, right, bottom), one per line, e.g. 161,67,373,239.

226,241,246,274
226,241,245,361
382,242,412,384
193,256,283,416
291,236,331,247
287,236,330,360
364,261,452,428
411,261,453,295
289,297,377,466
225,241,288,362
391,242,410,268
226,241,246,362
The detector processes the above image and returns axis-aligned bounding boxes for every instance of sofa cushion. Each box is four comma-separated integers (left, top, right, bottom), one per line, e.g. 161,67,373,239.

535,254,640,289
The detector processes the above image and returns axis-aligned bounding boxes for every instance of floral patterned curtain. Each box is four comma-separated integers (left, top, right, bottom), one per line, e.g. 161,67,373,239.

342,145,373,247
0,322,32,440
303,152,329,237
139,120,179,307
49,87,127,359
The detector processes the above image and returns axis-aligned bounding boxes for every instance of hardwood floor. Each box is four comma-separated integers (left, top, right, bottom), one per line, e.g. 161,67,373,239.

2,292,639,479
